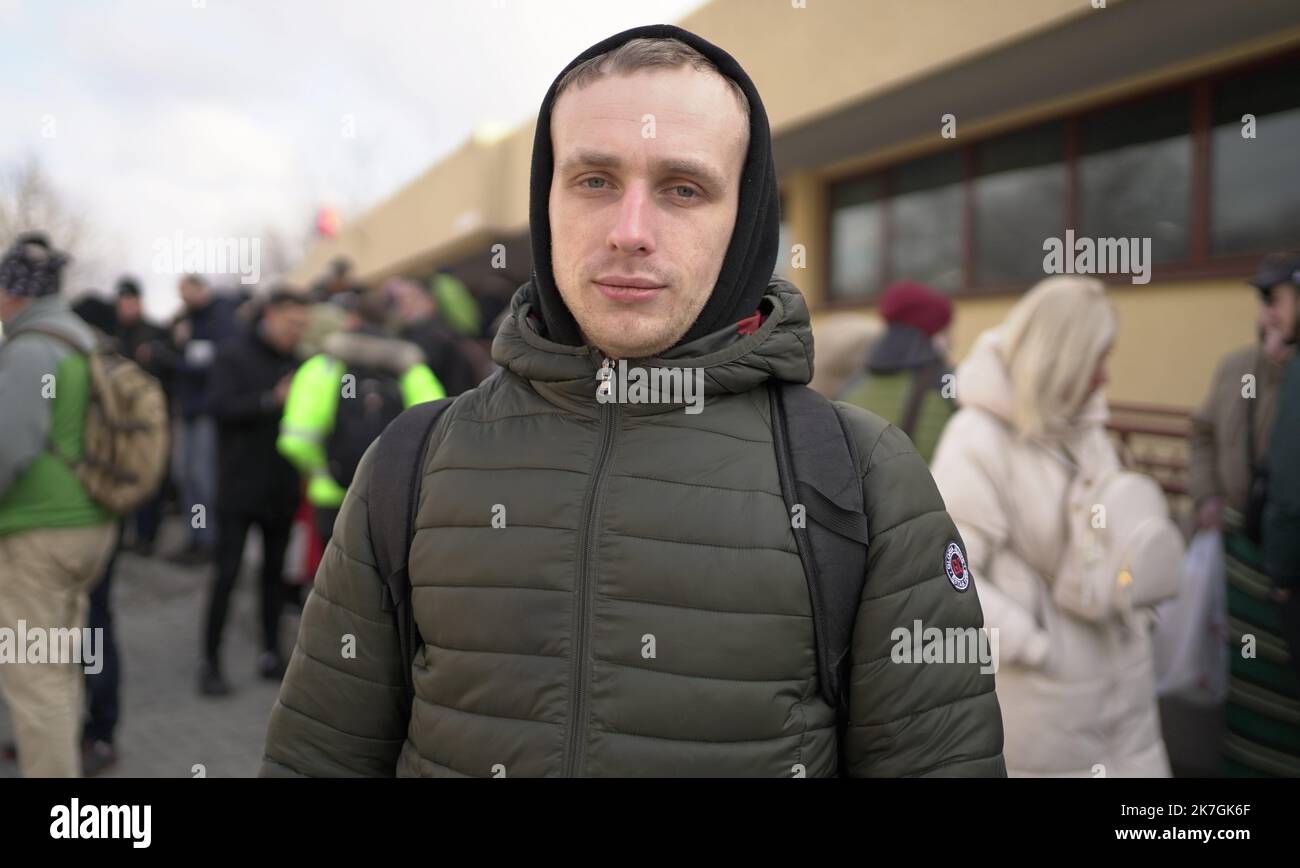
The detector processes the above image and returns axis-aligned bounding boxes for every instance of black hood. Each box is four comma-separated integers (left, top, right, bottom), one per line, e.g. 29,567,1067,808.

527,23,781,349
867,323,941,374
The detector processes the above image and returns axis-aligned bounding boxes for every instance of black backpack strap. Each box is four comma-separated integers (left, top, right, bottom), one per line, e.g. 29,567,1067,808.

768,382,870,710
899,358,946,442
367,397,455,698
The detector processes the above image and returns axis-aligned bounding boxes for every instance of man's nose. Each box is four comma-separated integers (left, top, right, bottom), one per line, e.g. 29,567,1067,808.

607,183,656,256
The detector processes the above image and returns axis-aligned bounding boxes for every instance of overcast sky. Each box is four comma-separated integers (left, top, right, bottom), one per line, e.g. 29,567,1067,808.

0,0,707,318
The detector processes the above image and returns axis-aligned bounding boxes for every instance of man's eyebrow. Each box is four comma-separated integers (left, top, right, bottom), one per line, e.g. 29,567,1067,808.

557,149,729,193
557,149,622,175
653,157,728,193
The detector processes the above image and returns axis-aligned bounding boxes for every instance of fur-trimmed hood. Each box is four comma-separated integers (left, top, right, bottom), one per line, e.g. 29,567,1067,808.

322,329,425,375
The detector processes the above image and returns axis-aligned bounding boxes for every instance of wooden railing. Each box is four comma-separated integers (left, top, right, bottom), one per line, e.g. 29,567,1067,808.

1105,401,1194,523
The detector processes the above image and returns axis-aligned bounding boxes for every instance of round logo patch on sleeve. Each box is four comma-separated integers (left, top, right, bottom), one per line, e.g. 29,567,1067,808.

944,541,971,592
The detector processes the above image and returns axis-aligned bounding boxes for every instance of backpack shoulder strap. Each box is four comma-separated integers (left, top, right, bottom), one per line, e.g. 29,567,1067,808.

899,358,946,440
768,381,870,710
366,397,456,696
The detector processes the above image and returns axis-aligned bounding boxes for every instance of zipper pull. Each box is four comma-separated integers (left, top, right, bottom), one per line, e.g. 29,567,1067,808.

596,357,614,399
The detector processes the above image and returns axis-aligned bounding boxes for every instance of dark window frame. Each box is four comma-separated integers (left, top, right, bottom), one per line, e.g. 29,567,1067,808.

819,47,1300,309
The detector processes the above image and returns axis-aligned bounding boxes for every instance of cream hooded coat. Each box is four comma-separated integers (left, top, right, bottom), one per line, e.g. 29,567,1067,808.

930,329,1170,777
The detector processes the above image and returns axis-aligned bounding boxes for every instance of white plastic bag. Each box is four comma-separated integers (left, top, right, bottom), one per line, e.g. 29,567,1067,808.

1152,530,1228,706
282,515,309,585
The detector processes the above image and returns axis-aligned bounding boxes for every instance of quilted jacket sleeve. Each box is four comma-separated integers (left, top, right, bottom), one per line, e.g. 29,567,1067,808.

837,405,1006,777
260,442,411,777
929,412,1052,669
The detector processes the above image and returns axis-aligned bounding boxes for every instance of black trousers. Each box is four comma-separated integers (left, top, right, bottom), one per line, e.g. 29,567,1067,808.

84,534,121,745
131,490,164,547
204,511,292,668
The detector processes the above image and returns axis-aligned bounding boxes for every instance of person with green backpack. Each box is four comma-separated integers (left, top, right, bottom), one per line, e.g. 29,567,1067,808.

0,234,143,777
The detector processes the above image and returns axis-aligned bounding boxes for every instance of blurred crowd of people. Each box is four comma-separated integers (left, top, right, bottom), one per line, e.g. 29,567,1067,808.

0,225,1296,777
0,235,496,776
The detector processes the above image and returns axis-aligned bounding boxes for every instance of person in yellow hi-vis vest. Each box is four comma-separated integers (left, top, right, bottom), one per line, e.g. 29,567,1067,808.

278,286,443,545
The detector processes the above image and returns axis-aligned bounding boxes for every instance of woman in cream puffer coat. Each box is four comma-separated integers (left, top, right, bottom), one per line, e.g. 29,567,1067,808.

930,276,1171,777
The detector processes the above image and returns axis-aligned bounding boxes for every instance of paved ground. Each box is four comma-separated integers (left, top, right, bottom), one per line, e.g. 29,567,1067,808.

0,518,304,778
1,519,1225,779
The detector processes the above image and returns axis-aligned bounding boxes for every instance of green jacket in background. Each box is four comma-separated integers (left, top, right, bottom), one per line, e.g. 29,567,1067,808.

1263,355,1300,588
838,369,954,464
278,329,444,508
0,296,112,537
262,279,1004,777
430,272,481,338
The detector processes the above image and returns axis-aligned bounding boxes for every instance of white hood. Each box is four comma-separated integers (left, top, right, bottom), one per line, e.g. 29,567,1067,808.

955,327,1109,439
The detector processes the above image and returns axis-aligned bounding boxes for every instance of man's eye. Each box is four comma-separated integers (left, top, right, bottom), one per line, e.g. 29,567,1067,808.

670,185,699,200
581,177,607,190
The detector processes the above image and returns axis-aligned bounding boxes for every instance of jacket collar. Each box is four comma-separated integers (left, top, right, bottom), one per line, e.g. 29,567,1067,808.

490,277,815,417
323,328,423,375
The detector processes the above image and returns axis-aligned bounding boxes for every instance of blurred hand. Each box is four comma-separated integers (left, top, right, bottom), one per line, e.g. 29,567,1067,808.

173,320,191,346
1197,496,1225,530
135,343,152,365
272,374,292,405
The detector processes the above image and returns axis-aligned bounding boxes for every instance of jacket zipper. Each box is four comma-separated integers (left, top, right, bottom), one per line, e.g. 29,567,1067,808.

564,355,621,776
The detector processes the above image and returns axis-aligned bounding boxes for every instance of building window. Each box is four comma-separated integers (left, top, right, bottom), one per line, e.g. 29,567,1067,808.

821,48,1299,305
1079,89,1192,263
828,175,884,299
973,122,1067,285
1210,54,1300,256
891,150,964,293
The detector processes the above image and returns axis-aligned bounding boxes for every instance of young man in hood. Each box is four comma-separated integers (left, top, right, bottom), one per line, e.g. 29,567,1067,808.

263,25,1004,777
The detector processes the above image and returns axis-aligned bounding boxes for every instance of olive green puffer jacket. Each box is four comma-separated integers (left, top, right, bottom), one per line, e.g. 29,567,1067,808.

261,279,1005,777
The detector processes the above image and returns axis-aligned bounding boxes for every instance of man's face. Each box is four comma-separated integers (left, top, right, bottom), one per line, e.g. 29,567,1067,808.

388,280,432,323
549,66,747,359
117,295,141,325
263,302,309,354
180,278,208,310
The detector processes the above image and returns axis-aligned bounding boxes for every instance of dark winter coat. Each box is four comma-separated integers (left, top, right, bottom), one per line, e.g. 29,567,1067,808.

209,323,301,521
1264,356,1300,589
116,317,176,397
173,296,239,419
401,316,481,396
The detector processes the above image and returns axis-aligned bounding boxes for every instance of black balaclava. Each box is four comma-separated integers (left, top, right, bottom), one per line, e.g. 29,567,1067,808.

528,24,781,350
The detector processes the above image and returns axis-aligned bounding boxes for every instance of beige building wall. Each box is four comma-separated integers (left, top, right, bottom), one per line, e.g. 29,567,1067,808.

946,279,1259,410
677,0,1096,133
814,276,1259,411
290,0,1289,413
292,0,1100,285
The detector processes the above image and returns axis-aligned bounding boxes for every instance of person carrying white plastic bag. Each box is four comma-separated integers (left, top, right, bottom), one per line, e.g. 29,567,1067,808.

1154,529,1228,706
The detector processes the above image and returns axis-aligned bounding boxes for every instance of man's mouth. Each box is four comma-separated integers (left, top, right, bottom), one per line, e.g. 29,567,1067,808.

593,275,666,303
